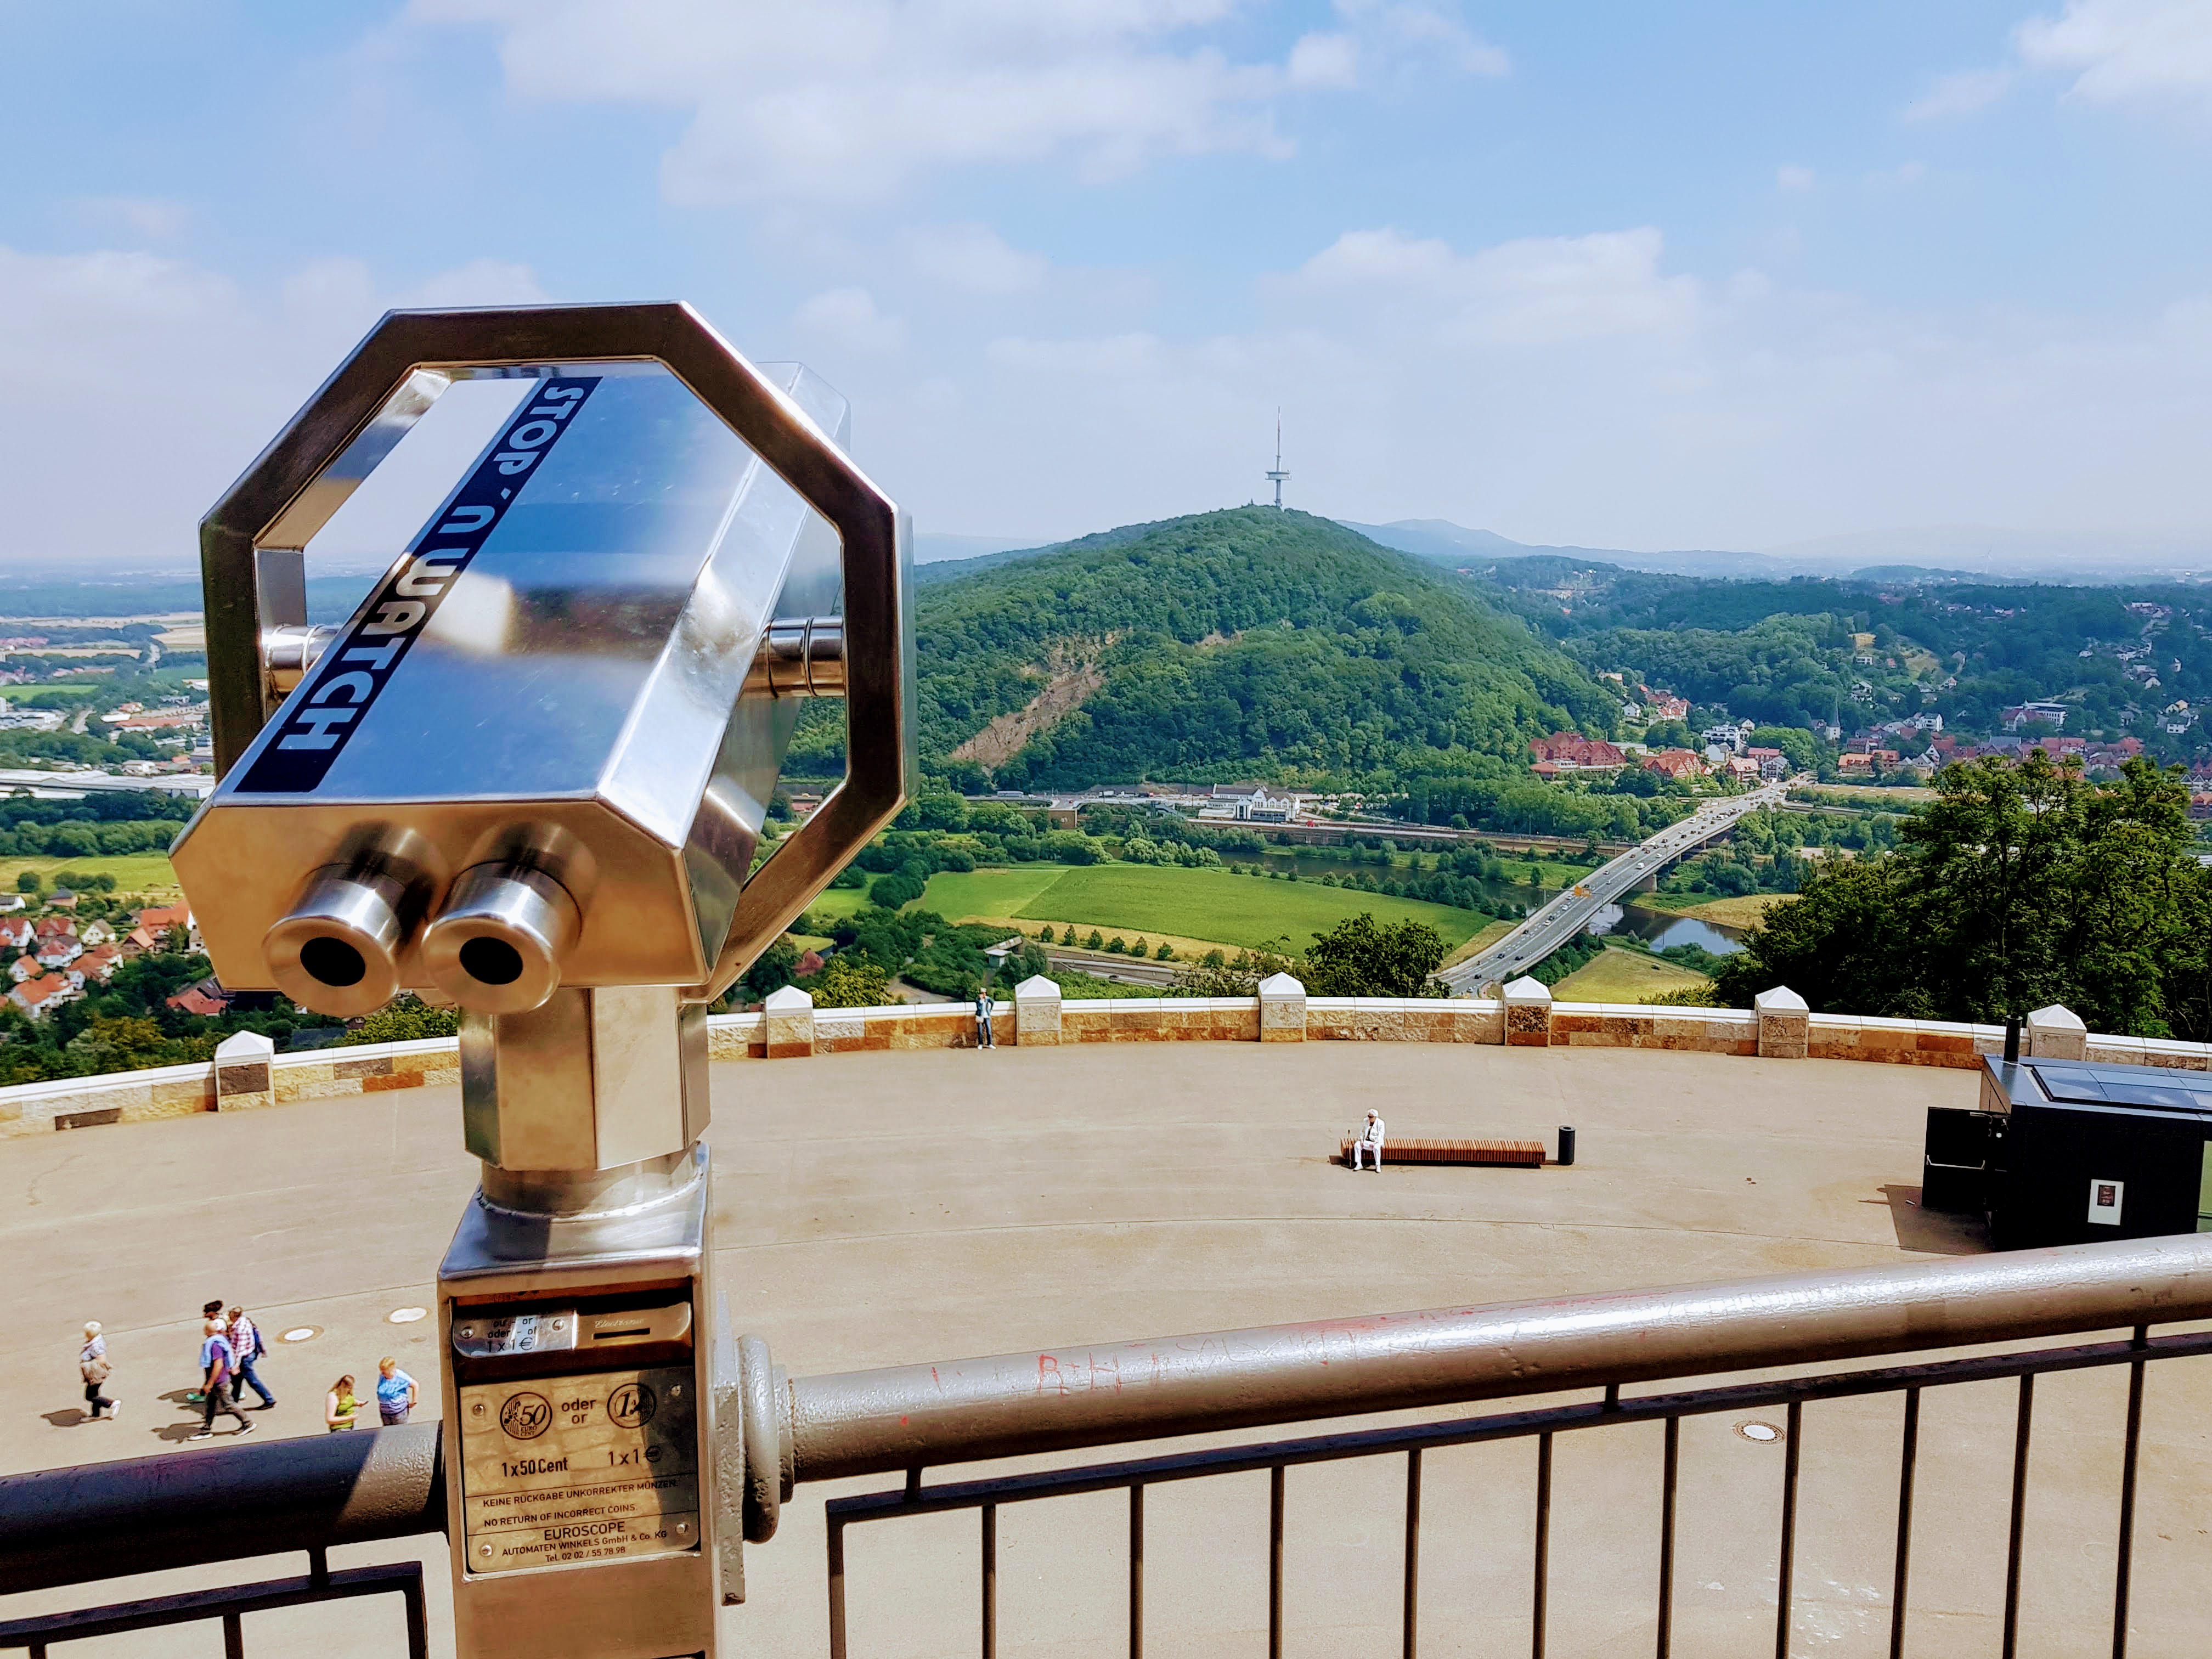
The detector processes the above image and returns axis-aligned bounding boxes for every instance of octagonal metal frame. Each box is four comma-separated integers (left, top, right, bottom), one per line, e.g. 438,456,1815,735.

198,301,916,1003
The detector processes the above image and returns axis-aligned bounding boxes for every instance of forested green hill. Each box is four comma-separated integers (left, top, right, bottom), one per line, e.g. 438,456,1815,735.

793,508,1617,789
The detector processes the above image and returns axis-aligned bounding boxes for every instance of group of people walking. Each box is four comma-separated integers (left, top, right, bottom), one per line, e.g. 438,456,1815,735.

72,1306,421,1440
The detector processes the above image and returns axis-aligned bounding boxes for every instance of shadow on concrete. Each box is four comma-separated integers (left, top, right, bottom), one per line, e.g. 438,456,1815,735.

1875,1183,1990,1254
40,1408,88,1429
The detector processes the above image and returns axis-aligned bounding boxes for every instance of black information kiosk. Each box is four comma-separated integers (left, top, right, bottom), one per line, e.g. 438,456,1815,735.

1926,1056,2212,1249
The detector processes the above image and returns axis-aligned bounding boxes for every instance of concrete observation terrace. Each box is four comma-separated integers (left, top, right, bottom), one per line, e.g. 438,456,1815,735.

5,990,2210,1657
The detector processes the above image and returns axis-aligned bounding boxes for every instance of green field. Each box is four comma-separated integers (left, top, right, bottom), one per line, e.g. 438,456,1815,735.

1550,945,1713,1003
0,854,183,897
916,864,1487,953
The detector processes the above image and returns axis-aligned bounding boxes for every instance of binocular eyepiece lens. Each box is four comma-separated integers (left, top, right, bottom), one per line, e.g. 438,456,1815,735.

422,863,582,1015
458,936,526,988
263,867,414,1018
300,936,369,990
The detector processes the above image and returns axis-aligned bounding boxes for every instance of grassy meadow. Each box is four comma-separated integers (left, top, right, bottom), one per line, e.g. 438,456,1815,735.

0,853,184,899
1550,945,1714,1003
915,864,1490,956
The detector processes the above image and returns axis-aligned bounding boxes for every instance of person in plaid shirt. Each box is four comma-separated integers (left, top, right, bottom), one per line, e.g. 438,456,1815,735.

227,1305,276,1409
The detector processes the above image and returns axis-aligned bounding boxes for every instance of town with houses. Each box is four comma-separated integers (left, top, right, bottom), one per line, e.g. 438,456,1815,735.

1,896,199,1024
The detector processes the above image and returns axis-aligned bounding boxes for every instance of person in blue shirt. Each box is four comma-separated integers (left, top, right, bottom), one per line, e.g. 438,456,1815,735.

973,984,996,1050
189,1323,253,1441
376,1357,419,1425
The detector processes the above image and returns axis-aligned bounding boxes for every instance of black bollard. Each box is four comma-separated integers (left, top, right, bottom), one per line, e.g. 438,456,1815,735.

2004,1017,2021,1065
1557,1125,1577,1167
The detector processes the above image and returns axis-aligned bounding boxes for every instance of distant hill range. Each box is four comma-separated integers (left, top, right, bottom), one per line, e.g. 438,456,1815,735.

1341,519,2212,585
794,507,1619,789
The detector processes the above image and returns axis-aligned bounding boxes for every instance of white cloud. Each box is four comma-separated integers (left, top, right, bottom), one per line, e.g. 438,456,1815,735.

1776,165,1816,191
70,196,193,240
1902,66,2016,121
899,224,1050,296
794,286,907,353
1333,0,1508,76
1279,226,1699,346
405,0,1504,204
0,246,548,565
2017,0,2212,108
839,223,2212,552
1286,32,1360,89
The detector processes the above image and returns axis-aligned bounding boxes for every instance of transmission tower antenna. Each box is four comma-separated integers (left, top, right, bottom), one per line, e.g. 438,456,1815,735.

1265,410,1289,509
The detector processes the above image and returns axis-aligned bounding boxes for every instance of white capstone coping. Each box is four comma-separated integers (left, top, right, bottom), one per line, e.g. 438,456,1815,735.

2028,1003,2087,1060
1256,973,1306,998
1753,986,1808,1014
763,985,815,1011
1014,973,1062,1002
1500,977,1552,1006
215,1029,276,1062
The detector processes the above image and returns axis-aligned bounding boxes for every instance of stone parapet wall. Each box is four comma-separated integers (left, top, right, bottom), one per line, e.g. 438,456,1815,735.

9,987,2212,1137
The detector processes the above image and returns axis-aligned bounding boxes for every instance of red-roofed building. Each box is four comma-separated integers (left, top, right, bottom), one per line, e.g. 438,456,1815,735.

7,972,78,1020
1642,749,1705,780
1530,733,1627,770
166,977,230,1018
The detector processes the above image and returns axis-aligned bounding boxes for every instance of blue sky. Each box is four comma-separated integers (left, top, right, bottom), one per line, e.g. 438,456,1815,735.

4,0,2211,566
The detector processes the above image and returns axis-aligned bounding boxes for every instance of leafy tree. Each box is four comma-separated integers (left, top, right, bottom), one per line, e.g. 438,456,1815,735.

803,956,893,1008
342,995,462,1045
1086,930,1104,950
1301,913,1450,997
1154,942,1176,961
1105,936,1127,953
739,936,801,1004
15,871,40,894
1060,925,1078,944
1713,756,2212,1036
1748,725,1819,772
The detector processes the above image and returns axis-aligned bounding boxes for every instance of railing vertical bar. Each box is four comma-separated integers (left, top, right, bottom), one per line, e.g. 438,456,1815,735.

1269,1465,1286,1659
981,1503,998,1659
222,1611,244,1659
1774,1400,1802,1659
1533,1430,1554,1659
1888,1386,1921,1659
1657,1416,1679,1659
827,1517,849,1659
1404,1447,1423,1659
307,1547,329,1589
2113,1345,2147,1659
402,1570,430,1659
1129,1482,1144,1659
2001,1373,2035,1659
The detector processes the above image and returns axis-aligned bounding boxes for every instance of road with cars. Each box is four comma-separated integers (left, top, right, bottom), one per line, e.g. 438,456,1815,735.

1436,781,1788,995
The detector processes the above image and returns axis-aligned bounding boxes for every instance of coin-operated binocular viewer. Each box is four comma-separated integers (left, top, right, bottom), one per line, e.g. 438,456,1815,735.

171,304,914,1659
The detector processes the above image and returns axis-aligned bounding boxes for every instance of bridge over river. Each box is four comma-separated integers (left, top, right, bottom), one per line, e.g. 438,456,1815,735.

1437,781,1787,995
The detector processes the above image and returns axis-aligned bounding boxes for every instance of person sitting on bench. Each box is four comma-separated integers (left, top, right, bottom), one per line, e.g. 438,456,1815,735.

1350,1110,1385,1171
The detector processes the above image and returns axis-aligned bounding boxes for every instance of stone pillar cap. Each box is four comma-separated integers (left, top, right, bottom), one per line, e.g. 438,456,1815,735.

764,985,815,1011
1014,974,1062,998
215,1029,275,1060
1256,972,1307,997
1501,976,1551,1003
2026,1004,2086,1031
1753,985,1808,1013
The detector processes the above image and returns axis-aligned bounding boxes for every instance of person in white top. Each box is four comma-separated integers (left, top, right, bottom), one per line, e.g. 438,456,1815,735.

1350,1110,1385,1171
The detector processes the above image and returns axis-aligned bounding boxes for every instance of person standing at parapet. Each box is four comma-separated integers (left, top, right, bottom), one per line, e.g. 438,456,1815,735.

78,1322,117,1421
190,1320,253,1441
376,1357,419,1425
973,983,996,1050
226,1305,276,1409
1350,1109,1386,1171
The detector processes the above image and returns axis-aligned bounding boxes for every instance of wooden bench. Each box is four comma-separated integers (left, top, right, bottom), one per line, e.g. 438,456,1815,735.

1339,1136,1547,1168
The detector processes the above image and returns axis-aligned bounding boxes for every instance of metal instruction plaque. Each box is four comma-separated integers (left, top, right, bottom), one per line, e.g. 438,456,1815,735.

459,1363,699,1575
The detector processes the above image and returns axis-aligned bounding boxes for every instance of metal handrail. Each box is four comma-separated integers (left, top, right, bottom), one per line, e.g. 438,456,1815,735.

786,1231,2212,1481
0,1423,441,1595
11,1236,2212,1604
